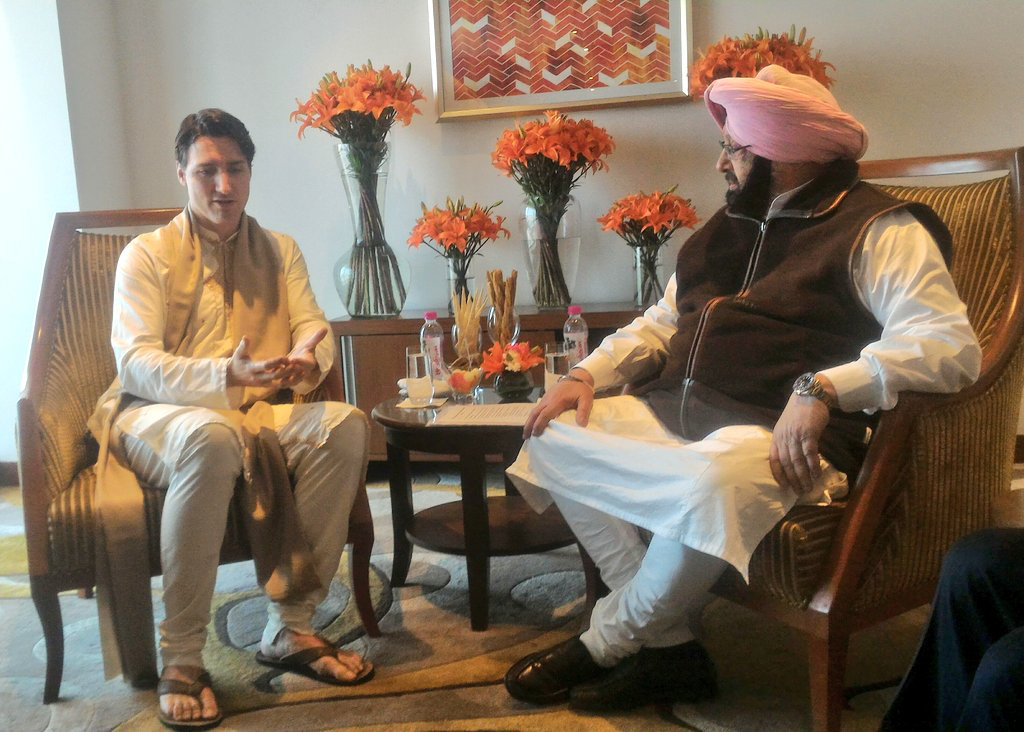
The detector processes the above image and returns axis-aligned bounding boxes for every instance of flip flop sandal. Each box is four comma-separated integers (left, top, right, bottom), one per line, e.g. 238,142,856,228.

255,644,375,686
156,669,223,731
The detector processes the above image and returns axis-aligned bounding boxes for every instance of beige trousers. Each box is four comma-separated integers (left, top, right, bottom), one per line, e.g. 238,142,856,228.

119,401,368,668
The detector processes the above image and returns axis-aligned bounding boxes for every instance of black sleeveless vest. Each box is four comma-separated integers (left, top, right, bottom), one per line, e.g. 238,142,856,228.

637,159,952,475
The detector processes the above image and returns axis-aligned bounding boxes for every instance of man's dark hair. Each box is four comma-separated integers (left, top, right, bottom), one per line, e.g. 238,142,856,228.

174,108,255,168
726,154,773,217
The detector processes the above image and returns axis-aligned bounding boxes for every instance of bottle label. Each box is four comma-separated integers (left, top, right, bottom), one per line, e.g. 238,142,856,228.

565,333,587,367
423,335,445,380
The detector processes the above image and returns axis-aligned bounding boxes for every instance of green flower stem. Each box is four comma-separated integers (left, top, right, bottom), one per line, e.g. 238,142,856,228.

341,141,407,317
634,240,665,305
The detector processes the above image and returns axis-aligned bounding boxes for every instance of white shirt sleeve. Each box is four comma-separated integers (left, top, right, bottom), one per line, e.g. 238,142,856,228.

575,275,680,391
112,241,236,408
279,233,334,395
818,209,982,412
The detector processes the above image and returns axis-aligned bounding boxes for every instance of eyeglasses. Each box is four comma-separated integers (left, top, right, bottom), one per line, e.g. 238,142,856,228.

719,140,752,157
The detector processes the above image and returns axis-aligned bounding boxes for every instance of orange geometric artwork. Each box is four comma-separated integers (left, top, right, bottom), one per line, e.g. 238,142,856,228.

448,0,672,100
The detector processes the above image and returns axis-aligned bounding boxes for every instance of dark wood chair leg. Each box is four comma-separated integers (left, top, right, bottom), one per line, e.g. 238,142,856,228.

349,535,381,637
30,576,65,704
808,632,849,732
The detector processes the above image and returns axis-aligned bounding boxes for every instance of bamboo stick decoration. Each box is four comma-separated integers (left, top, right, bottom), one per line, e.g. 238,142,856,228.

452,287,487,366
486,269,518,348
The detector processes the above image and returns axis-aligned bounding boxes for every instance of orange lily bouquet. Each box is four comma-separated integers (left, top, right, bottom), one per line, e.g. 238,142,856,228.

492,110,615,309
598,188,699,306
407,198,509,305
690,26,835,99
291,62,424,318
292,62,423,146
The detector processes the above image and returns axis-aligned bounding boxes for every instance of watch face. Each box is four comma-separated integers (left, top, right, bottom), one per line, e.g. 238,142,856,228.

794,373,815,392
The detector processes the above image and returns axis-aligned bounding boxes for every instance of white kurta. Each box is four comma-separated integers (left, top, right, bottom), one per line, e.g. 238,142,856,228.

508,205,982,579
111,220,354,460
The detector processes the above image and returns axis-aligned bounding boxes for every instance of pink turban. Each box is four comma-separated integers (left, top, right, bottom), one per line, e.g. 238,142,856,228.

705,65,868,163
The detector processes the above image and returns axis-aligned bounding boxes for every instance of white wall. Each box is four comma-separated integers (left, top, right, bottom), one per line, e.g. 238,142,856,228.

4,0,1023,461
0,0,79,462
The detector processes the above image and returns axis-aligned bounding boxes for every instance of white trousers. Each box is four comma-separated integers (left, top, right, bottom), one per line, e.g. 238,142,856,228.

552,494,727,667
119,401,368,668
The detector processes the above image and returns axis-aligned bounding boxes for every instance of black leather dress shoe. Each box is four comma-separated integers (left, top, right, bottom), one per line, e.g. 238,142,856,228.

504,637,607,704
569,640,718,712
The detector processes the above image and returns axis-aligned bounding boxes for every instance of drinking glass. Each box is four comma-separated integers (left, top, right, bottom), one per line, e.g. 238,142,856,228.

405,348,433,406
544,342,571,393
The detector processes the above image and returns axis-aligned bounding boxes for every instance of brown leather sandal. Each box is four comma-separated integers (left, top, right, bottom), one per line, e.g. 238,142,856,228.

156,667,222,730
255,643,375,686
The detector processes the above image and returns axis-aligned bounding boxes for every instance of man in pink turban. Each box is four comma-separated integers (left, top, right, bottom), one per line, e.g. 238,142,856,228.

502,66,980,714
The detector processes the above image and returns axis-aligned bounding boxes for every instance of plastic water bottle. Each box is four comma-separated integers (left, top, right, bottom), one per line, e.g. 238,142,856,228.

420,311,446,381
563,306,588,368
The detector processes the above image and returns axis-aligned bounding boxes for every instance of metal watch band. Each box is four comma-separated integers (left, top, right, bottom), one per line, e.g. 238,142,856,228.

558,373,594,390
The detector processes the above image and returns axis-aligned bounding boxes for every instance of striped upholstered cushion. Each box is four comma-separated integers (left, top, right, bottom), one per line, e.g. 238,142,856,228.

746,503,847,607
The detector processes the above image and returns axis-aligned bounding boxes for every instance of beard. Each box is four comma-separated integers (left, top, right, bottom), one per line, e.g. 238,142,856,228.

725,155,772,216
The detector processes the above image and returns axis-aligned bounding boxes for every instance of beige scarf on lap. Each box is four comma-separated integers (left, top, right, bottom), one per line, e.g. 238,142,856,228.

92,209,320,682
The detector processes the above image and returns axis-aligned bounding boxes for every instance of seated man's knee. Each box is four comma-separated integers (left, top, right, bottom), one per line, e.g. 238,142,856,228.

325,406,369,459
179,422,243,476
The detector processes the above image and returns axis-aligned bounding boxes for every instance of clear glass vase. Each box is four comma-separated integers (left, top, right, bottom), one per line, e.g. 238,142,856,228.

521,195,581,310
486,305,520,346
493,369,534,402
634,242,666,308
446,257,475,315
334,141,409,318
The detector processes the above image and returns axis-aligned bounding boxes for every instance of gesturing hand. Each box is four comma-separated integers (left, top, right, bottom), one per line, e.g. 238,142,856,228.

226,336,290,387
523,370,595,439
275,327,328,388
769,391,832,495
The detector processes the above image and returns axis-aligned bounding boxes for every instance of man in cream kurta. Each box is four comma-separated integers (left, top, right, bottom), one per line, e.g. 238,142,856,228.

502,67,983,712
95,109,371,729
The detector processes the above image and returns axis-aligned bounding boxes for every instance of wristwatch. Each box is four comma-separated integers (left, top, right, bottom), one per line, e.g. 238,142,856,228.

792,372,837,408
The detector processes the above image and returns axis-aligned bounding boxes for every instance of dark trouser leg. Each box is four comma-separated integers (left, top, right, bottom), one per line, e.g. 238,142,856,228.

957,625,1024,731
884,528,1024,731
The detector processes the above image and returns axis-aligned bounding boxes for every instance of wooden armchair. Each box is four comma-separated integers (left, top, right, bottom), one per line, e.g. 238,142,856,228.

711,147,1024,731
17,208,381,704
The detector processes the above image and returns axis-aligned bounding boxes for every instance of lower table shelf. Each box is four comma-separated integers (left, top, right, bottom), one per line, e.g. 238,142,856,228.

406,496,577,556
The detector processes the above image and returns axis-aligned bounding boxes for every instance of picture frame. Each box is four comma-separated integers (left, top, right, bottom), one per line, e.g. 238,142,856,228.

428,0,691,121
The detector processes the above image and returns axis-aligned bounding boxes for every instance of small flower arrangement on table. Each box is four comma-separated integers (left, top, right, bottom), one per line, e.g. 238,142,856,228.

689,26,835,99
492,110,615,308
598,187,699,307
407,197,509,309
291,62,424,317
481,269,542,401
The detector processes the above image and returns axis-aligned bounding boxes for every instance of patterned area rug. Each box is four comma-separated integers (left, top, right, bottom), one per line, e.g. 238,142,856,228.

0,467,944,730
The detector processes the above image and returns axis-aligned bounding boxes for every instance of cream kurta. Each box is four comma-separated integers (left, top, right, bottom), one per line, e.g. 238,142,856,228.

508,206,982,579
111,220,353,458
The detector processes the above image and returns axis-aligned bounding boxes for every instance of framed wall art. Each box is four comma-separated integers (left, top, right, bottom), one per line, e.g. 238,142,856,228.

429,0,691,120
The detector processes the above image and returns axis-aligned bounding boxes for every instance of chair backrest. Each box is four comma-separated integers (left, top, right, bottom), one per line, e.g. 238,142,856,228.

838,149,1024,611
20,210,181,504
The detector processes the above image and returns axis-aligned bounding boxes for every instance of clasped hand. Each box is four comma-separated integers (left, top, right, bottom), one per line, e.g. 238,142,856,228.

226,327,327,389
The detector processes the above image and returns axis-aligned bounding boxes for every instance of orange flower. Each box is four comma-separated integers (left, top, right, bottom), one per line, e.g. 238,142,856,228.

291,62,424,141
689,26,835,99
407,198,508,258
598,188,699,247
481,341,544,377
492,110,614,177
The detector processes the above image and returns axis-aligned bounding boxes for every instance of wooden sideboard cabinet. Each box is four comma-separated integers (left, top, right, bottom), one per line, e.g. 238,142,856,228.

331,303,642,460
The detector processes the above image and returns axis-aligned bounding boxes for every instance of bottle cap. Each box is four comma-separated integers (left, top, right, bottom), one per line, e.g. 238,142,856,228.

567,305,582,315
424,311,438,320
